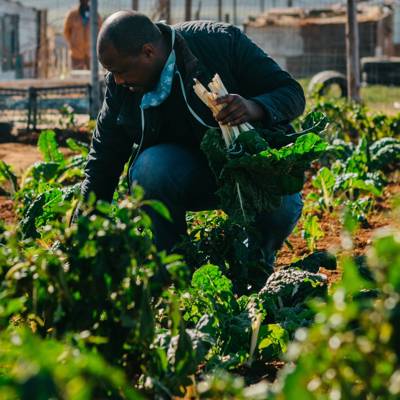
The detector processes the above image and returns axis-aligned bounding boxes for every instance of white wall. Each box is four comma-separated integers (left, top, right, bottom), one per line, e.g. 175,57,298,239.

394,1,400,45
245,25,303,70
0,0,38,80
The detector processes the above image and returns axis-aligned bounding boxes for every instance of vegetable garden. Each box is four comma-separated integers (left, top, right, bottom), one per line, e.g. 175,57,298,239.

0,92,399,399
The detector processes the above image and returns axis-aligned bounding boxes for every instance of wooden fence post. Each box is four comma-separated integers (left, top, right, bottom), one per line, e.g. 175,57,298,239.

218,0,223,21
346,0,361,102
185,0,192,21
90,0,100,118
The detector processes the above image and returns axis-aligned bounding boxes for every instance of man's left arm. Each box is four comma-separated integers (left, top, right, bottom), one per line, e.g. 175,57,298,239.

215,27,305,128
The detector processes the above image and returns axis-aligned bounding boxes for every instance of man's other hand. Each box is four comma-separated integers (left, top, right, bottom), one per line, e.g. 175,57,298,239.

213,94,266,126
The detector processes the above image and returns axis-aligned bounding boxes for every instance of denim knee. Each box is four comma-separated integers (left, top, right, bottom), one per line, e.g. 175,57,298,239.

257,192,303,256
129,147,171,199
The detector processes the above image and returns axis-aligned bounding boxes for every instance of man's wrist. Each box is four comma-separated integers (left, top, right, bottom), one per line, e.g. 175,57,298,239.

247,99,266,122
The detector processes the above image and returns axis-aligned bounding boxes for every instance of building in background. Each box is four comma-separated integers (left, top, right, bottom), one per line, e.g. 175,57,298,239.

0,0,49,80
394,0,400,55
244,3,394,78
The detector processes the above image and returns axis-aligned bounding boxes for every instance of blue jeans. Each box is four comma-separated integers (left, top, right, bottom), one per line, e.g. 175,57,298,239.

129,144,303,266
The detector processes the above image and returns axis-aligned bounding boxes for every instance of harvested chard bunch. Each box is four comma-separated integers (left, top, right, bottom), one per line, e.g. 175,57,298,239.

194,75,253,220
193,74,254,146
193,75,328,223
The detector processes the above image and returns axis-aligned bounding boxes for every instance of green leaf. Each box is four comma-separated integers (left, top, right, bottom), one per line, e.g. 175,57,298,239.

174,322,196,378
31,162,60,182
351,179,382,196
37,130,65,164
258,323,289,359
66,138,89,157
144,200,172,222
191,264,233,297
0,160,18,194
301,111,329,133
342,257,373,295
312,167,335,191
303,215,324,252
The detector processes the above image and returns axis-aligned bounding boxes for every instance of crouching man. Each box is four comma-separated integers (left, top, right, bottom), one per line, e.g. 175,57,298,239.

79,11,305,270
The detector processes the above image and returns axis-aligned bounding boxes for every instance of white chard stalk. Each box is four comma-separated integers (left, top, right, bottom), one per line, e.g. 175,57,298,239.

193,74,255,220
193,74,254,145
248,313,263,366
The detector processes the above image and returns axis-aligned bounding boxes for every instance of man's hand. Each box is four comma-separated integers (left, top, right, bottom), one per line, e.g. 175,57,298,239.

213,94,266,126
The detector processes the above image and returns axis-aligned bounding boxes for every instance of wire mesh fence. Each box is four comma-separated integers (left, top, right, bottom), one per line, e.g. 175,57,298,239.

14,0,400,80
1,0,399,129
19,0,351,28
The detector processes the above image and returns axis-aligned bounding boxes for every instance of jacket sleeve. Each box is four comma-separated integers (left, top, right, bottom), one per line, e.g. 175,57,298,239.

80,74,132,203
231,27,305,127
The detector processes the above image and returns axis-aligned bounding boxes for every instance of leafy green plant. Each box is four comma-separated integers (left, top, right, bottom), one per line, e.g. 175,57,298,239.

0,328,141,400
180,211,269,294
13,131,88,238
0,192,214,397
307,167,337,213
0,160,19,195
179,261,330,375
202,130,327,223
275,227,400,399
58,104,77,129
302,215,325,252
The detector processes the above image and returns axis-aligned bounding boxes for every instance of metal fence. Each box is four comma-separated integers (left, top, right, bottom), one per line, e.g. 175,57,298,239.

1,0,399,130
17,0,400,79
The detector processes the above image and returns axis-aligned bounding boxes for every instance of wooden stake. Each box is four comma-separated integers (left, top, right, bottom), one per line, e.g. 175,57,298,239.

90,0,100,118
233,0,238,25
346,0,361,102
185,0,192,21
218,0,223,21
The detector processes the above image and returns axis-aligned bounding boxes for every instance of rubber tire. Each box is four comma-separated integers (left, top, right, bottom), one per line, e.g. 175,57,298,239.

307,70,348,98
361,58,400,85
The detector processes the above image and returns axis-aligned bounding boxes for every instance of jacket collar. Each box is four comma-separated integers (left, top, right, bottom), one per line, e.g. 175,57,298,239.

156,23,213,88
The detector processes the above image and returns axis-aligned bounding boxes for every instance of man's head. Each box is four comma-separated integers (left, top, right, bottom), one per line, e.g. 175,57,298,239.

79,0,89,8
98,11,168,93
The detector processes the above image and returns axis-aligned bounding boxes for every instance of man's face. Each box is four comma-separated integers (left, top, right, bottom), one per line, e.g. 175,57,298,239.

99,44,162,94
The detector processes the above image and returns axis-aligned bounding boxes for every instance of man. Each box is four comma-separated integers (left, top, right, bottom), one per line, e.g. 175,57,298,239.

64,0,102,69
80,11,305,268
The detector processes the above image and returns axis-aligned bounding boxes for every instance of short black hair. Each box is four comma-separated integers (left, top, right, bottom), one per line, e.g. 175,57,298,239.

98,11,162,56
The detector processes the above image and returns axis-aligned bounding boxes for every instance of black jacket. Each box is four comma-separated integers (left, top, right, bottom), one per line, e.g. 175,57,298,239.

80,21,305,203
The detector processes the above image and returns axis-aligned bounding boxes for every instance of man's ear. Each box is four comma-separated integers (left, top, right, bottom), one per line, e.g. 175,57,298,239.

142,43,156,60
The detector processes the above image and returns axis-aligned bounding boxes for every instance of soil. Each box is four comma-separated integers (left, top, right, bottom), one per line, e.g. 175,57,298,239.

0,141,75,225
0,143,74,174
276,176,400,284
0,127,91,146
0,196,15,225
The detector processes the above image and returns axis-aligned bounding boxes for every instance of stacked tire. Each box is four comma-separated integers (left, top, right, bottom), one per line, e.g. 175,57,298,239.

361,57,400,86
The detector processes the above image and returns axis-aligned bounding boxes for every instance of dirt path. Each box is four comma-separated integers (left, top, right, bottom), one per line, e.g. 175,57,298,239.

0,143,43,174
0,143,73,174
0,142,75,225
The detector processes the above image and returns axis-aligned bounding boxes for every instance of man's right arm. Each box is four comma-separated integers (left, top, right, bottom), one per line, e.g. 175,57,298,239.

80,74,133,204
